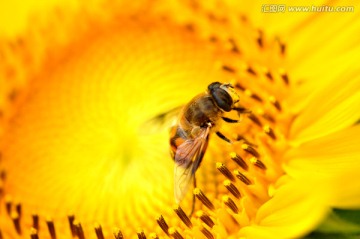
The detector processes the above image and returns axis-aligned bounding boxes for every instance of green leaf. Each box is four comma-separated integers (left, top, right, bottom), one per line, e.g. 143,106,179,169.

304,232,359,239
316,209,360,234
303,209,360,238
333,209,360,225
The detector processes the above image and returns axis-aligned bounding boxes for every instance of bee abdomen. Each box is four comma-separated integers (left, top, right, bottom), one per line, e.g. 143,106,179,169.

169,126,188,160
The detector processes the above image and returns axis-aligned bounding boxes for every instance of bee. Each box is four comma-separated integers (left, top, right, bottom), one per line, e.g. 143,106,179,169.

169,82,247,204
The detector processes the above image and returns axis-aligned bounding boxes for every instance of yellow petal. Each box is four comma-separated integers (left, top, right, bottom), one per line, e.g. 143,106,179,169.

289,74,360,143
279,1,360,91
287,4,360,77
286,45,360,113
240,179,329,239
285,124,360,179
283,2,360,126
327,169,360,209
289,24,360,86
239,225,292,239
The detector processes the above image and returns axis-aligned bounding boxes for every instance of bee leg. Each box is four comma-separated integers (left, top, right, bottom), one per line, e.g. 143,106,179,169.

232,107,251,114
216,131,233,144
222,117,238,123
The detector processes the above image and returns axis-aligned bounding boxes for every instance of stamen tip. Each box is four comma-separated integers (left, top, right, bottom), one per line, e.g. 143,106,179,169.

196,210,215,228
230,152,249,170
149,233,159,239
174,206,193,228
241,143,249,149
222,195,239,214
168,227,184,239
30,228,39,239
194,188,215,210
137,229,146,239
216,162,224,168
113,227,124,239
94,223,104,239
217,162,235,182
263,125,276,140
223,179,231,186
234,170,252,185
193,188,201,195
224,180,241,198
269,96,282,111
229,152,236,158
200,226,215,239
250,157,267,170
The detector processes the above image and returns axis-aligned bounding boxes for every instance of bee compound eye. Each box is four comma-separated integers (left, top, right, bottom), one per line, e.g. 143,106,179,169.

211,88,233,112
207,82,222,91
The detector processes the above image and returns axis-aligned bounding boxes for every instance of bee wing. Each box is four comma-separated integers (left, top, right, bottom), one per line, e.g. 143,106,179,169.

140,106,183,135
174,126,210,203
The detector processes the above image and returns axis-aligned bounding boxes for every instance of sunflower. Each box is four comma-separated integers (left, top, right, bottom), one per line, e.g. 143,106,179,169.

0,0,359,239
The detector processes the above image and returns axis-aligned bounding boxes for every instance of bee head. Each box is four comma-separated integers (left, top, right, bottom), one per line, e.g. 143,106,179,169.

208,82,239,112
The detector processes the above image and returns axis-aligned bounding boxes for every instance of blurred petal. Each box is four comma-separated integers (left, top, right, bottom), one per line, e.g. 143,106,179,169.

327,170,360,208
289,74,360,143
286,45,360,113
285,124,360,178
240,179,330,239
287,1,360,71
239,225,292,239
